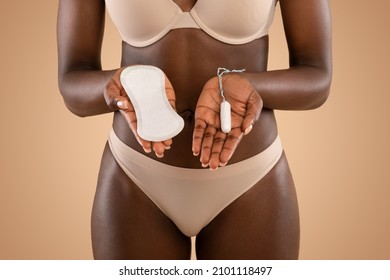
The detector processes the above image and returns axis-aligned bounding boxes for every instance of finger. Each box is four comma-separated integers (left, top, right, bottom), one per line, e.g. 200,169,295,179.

164,76,177,110
105,88,130,111
139,139,153,153
220,129,243,165
152,142,166,158
130,122,152,153
104,80,121,111
119,110,152,153
116,97,130,110
104,69,128,111
192,118,207,156
162,139,172,150
200,125,217,167
208,131,226,170
242,92,262,134
134,133,153,154
119,107,137,133
132,133,152,153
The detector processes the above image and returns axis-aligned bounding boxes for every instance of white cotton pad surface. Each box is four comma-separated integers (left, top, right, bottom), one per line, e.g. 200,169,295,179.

120,65,184,141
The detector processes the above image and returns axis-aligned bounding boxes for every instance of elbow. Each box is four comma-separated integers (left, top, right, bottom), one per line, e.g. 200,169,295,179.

306,83,331,110
58,82,88,118
304,67,332,110
62,98,89,118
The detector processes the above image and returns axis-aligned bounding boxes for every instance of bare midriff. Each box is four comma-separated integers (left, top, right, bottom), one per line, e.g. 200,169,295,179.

113,29,278,168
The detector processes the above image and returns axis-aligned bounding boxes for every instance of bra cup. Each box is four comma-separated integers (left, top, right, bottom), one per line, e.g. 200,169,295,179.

105,0,180,47
191,0,276,44
105,0,276,47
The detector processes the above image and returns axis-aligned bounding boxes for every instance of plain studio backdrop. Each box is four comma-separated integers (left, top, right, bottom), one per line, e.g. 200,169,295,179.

0,0,389,259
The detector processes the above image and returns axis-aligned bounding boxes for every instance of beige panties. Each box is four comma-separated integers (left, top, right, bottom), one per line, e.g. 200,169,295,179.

108,129,283,237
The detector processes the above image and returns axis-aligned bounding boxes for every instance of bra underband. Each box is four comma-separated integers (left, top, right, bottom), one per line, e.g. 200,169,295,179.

105,0,277,47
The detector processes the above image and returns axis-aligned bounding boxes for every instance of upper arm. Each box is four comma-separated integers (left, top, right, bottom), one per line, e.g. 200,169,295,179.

279,0,332,72
57,0,106,75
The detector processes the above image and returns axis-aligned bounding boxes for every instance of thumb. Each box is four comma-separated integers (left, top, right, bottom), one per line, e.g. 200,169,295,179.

116,96,130,110
242,95,262,135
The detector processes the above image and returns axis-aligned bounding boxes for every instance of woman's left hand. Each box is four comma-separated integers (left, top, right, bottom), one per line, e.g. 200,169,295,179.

192,74,262,170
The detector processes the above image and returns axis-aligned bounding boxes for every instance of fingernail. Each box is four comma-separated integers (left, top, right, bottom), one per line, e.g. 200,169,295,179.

156,153,164,158
219,162,227,167
244,125,253,135
164,145,171,150
117,100,128,109
143,148,152,153
210,166,218,171
201,163,209,168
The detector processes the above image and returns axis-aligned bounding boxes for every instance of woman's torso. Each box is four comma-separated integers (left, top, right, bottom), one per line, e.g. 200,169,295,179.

110,0,279,168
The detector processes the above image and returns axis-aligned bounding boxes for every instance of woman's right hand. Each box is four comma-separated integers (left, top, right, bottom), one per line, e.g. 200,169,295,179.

103,67,175,158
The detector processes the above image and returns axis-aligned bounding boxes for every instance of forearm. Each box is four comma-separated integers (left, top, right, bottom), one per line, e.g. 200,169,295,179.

243,65,332,111
248,0,333,111
58,68,117,117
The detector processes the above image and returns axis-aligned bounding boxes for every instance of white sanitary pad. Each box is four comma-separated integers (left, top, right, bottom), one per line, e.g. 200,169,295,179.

120,65,184,141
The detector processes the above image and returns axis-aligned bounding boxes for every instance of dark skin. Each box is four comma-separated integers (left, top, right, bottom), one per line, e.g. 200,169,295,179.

57,0,332,259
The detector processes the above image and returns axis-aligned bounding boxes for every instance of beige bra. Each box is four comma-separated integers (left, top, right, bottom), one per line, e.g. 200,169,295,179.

105,0,277,47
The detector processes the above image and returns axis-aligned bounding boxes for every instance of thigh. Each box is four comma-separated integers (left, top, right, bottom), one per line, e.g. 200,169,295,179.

195,153,300,260
91,143,191,260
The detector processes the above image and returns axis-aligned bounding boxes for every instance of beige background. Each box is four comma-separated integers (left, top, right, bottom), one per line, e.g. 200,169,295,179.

0,0,389,259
